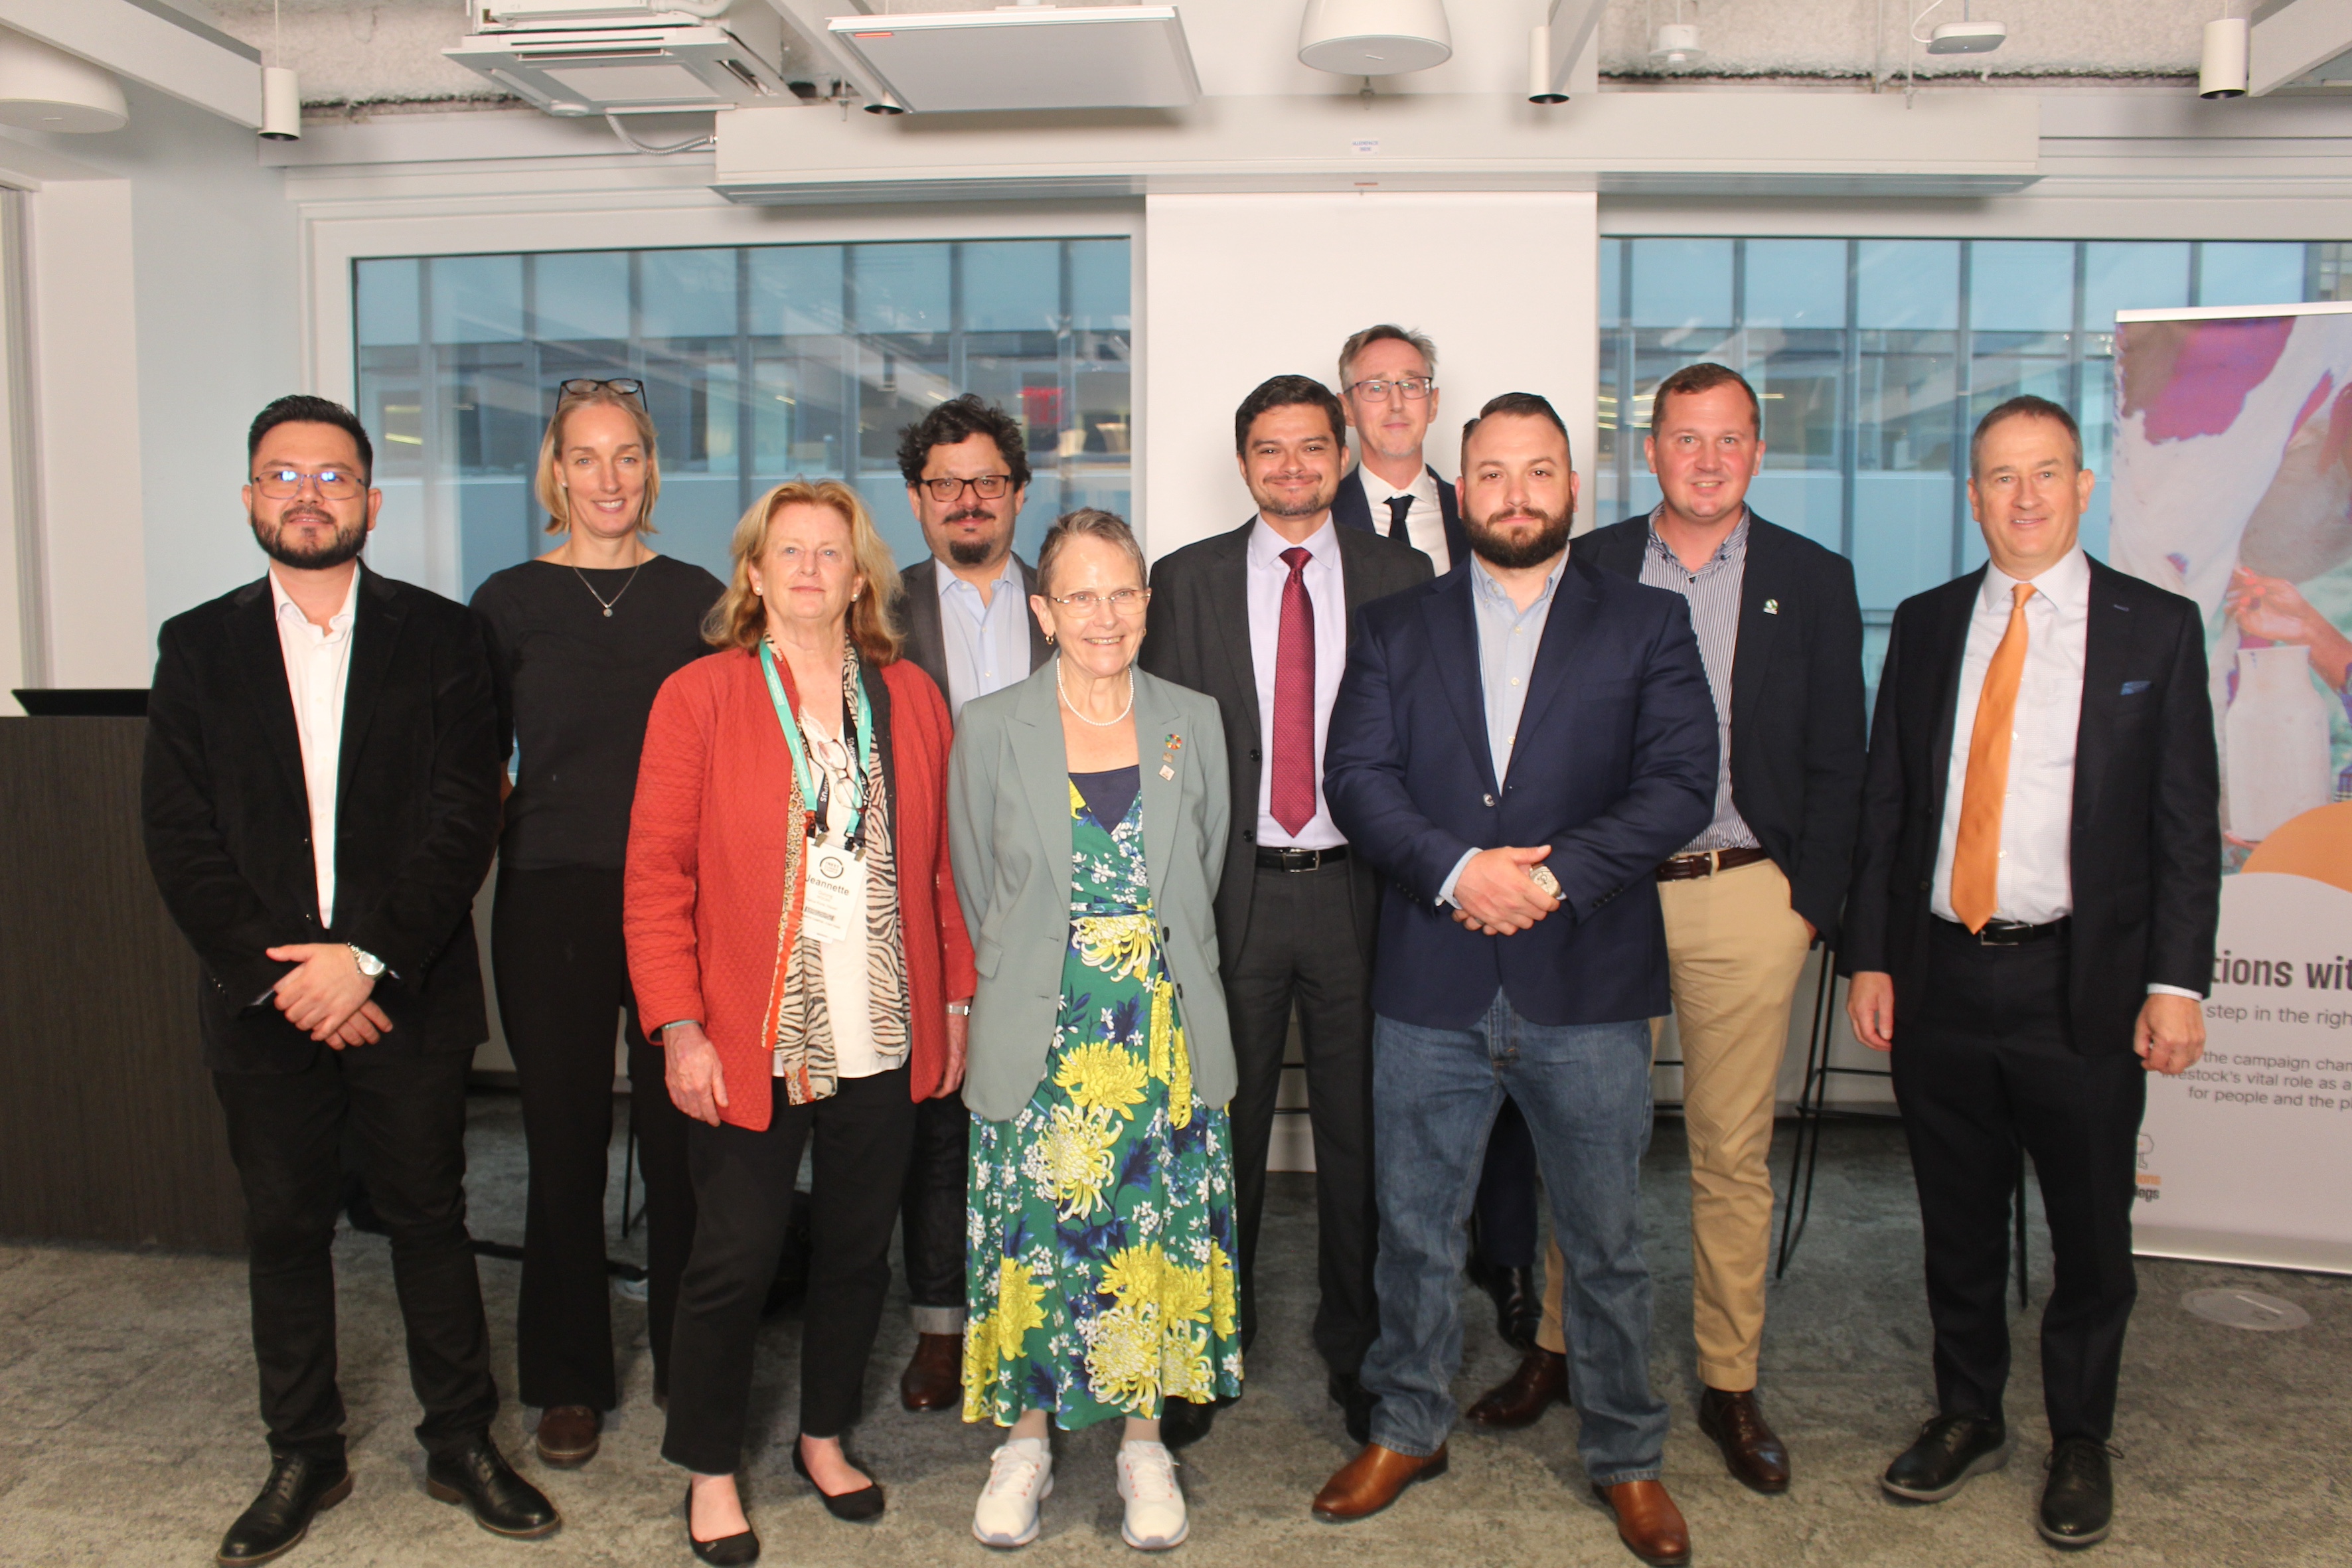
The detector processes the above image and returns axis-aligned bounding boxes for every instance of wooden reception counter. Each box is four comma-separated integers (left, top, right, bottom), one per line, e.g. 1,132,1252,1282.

0,716,246,1251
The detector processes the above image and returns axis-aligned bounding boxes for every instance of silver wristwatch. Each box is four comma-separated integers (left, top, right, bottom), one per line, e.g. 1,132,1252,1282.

1528,866,1563,900
348,944,387,979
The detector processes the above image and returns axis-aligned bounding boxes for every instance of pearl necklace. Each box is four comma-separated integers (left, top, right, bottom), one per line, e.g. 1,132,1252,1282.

1056,657,1135,727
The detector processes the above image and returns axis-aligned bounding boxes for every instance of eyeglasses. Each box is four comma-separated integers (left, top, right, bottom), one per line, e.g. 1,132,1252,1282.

560,378,645,400
919,473,1014,503
252,467,364,500
1347,376,1436,402
1048,588,1150,615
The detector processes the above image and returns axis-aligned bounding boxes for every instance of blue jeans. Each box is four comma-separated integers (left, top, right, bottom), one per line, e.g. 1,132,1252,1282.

1361,992,1668,1484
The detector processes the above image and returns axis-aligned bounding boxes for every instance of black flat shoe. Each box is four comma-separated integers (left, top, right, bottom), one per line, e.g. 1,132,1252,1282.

2039,1439,2116,1549
424,1436,560,1539
685,1483,761,1565
793,1438,886,1522
1160,1397,1216,1450
218,1452,353,1567
1881,1413,2011,1503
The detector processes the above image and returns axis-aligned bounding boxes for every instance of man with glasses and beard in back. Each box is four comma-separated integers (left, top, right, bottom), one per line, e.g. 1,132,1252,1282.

886,394,1052,1413
145,396,554,1566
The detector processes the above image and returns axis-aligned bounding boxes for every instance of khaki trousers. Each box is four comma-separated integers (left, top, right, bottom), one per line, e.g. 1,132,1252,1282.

1535,858,1813,1391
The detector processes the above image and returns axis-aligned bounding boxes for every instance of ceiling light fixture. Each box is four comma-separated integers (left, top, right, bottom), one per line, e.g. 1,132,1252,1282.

1297,0,1452,78
1648,1,1702,68
260,1,299,141
0,26,127,134
2201,7,2249,99
1919,0,2006,55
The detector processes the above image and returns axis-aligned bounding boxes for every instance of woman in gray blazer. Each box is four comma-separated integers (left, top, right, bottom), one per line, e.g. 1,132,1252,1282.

947,509,1237,1553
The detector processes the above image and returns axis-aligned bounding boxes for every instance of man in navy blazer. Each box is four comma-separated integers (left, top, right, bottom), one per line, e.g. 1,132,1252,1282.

1329,323,1469,573
1312,394,1717,1567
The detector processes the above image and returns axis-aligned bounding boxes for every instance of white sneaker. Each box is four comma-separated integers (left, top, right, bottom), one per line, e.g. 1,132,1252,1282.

974,1437,1054,1549
1117,1440,1188,1550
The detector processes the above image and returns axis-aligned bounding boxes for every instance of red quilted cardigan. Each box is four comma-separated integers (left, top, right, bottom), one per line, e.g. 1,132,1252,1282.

624,647,976,1130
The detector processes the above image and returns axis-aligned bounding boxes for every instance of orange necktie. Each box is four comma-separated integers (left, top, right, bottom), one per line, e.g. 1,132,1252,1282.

1950,582,2035,933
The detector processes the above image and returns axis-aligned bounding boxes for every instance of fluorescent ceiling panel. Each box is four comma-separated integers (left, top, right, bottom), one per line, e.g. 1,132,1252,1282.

827,6,1200,114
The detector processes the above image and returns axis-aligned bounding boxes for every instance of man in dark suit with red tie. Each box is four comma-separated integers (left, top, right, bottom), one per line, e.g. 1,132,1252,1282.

1843,396,2220,1550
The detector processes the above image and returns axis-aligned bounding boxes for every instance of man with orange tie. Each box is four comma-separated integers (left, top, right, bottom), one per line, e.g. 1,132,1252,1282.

1842,395,2219,1551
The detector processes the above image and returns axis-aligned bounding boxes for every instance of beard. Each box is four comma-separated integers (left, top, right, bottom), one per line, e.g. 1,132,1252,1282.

947,536,999,567
252,505,368,572
1468,505,1572,570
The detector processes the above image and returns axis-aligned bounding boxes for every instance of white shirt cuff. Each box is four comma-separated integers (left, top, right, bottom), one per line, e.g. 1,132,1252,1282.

2146,984,2202,1001
1439,848,1478,908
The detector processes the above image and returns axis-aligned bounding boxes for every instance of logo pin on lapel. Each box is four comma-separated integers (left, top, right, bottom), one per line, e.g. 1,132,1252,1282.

1763,598,1780,615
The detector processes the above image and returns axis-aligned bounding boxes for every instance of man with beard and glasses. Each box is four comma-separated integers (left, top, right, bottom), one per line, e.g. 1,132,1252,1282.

1315,394,1717,1568
887,394,1052,1413
1139,374,1431,1450
144,396,554,1566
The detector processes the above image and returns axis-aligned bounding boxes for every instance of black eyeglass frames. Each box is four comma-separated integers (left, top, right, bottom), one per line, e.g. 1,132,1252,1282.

559,378,646,400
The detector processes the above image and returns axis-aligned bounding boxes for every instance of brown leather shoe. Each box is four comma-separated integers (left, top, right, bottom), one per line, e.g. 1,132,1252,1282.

1465,1346,1567,1429
533,1405,599,1468
1312,1443,1449,1523
898,1332,961,1413
1591,1479,1691,1567
1697,1385,1790,1494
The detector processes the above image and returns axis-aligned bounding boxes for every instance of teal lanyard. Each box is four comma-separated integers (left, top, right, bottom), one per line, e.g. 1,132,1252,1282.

758,641,875,846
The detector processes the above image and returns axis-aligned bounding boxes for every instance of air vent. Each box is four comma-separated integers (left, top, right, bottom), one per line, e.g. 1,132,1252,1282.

826,6,1200,114
447,10,789,115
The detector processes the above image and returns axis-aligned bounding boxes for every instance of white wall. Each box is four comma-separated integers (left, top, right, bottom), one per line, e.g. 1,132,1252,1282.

1140,191,1598,560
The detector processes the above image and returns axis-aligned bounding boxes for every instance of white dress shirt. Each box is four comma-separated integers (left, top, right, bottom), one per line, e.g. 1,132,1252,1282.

270,569,359,928
935,553,1030,719
1928,546,2193,998
1247,515,1348,850
1357,460,1450,574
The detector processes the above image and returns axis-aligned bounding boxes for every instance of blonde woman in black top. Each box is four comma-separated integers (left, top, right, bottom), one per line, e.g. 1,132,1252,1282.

469,380,724,1467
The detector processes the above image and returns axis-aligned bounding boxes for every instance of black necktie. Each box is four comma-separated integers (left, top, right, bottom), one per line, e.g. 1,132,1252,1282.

1384,494,1414,541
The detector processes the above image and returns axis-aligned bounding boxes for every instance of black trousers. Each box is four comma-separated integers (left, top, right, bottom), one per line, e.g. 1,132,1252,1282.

1473,1095,1539,1270
492,864,695,1411
1892,921,2147,1443
1221,859,1379,1375
662,1067,915,1476
212,1044,498,1464
900,1092,970,1326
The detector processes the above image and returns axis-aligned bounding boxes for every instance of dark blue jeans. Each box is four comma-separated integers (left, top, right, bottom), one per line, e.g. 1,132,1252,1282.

1361,992,1668,1484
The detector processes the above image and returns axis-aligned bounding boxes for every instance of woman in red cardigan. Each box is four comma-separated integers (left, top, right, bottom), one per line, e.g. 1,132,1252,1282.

625,478,975,1564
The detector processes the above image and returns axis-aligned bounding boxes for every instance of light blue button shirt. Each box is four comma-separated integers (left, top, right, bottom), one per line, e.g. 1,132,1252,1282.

937,554,1030,720
1439,553,1566,905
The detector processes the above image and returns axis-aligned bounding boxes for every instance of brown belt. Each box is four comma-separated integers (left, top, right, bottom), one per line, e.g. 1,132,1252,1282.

1655,846,1771,882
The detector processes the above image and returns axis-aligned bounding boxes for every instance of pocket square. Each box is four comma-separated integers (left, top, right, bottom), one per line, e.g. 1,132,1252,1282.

2120,680,2152,696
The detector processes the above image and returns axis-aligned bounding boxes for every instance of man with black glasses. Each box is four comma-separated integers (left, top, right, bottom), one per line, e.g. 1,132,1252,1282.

1330,323,1466,574
145,396,556,1565
888,394,1052,1412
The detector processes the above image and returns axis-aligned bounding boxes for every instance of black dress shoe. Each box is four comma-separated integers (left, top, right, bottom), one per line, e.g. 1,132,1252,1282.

218,1452,353,1567
792,1438,885,1522
2039,1438,2115,1549
1328,1371,1376,1447
424,1436,560,1538
1483,1265,1541,1351
685,1482,760,1565
1160,1396,1216,1450
1880,1413,2012,1502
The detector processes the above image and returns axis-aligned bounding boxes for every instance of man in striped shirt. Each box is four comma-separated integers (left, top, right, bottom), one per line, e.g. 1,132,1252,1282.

1464,363,1868,1499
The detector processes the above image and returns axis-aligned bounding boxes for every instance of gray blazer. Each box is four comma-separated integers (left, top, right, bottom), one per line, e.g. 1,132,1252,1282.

894,554,1054,708
947,662,1233,1124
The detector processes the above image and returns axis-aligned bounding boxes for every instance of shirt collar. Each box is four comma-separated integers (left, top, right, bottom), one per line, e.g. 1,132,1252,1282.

935,552,1020,600
1248,514,1339,570
1469,552,1565,611
1356,461,1435,507
1983,544,2090,613
270,566,360,635
1644,506,1750,570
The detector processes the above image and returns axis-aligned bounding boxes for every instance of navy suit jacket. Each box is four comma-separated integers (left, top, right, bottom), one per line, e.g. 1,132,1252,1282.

1332,463,1467,573
1324,554,1719,1029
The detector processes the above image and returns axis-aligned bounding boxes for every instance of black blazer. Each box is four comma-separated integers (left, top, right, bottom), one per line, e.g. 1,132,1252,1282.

1332,463,1467,573
1139,517,1433,967
894,554,1052,707
1839,556,2221,1054
143,565,503,1073
1573,511,1867,938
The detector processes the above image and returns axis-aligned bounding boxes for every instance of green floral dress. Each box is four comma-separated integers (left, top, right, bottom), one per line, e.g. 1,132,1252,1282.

962,775,1243,1430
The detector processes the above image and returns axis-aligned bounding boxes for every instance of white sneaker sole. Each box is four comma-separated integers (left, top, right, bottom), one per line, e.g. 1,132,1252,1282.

974,1471,1054,1549
1121,1514,1190,1551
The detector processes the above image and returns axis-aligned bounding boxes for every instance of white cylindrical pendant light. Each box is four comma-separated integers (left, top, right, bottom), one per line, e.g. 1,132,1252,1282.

2201,17,2249,100
0,27,127,134
1298,0,1452,77
1528,23,1567,103
260,65,301,141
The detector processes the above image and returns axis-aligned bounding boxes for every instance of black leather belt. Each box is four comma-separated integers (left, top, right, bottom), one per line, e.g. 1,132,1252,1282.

1256,844,1349,872
1939,915,2071,947
1656,846,1771,882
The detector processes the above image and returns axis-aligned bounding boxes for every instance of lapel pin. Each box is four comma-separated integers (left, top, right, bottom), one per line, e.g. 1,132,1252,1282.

1160,732,1181,780
1763,598,1780,615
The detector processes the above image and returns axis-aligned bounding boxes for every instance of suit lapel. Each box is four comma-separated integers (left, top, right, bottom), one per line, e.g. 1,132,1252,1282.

1729,521,1782,737
902,559,947,689
1208,522,1261,739
1504,560,1602,785
1018,556,1052,672
1434,469,1468,572
228,578,309,814
2073,563,2130,831
1331,467,1372,534
1421,571,1500,795
336,567,404,814
1922,570,1989,830
1008,668,1074,915
1135,672,1181,909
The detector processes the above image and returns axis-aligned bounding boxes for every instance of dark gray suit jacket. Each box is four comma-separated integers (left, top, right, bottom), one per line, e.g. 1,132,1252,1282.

894,554,1052,712
1139,517,1434,968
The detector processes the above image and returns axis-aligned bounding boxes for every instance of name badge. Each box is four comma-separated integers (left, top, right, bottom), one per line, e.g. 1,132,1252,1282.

799,835,867,946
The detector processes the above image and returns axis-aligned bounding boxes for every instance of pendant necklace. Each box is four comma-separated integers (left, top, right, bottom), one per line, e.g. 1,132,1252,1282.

1056,657,1135,726
568,541,645,617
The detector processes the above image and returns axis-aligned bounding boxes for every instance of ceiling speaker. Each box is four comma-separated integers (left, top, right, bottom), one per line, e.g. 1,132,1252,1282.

1298,0,1452,77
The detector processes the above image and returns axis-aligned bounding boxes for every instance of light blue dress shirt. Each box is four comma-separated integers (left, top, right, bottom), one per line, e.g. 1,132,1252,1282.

937,554,1030,719
1439,553,1567,905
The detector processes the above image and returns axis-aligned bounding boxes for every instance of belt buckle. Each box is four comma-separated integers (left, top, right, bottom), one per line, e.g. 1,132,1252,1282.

1977,922,2025,947
1289,847,1320,872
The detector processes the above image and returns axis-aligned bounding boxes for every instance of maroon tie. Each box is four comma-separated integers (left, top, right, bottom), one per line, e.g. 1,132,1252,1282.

1271,546,1316,837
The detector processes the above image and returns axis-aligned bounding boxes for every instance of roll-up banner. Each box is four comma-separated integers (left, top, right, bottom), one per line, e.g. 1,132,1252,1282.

2112,299,2352,1275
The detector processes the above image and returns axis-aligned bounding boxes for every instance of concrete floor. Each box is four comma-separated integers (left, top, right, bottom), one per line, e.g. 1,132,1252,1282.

1,1098,2345,1568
